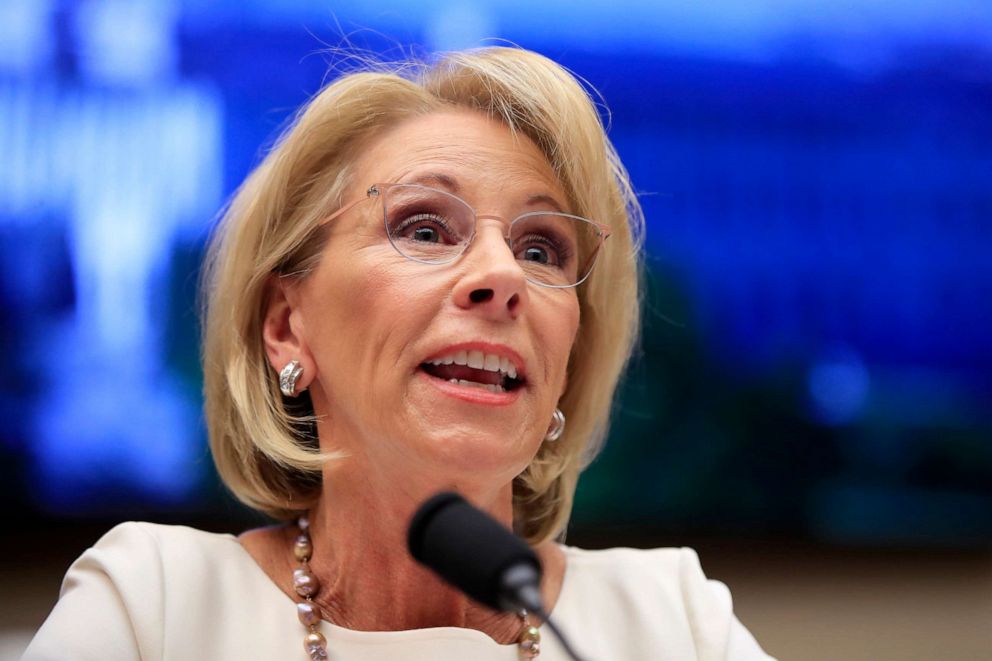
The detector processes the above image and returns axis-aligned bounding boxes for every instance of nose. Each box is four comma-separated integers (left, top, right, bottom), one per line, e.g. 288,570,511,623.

452,222,529,320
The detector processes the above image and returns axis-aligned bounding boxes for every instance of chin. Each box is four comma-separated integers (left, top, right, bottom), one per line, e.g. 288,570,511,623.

413,426,536,484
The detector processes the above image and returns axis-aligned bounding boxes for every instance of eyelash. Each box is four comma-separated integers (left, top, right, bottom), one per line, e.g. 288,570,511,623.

516,233,572,265
392,211,456,235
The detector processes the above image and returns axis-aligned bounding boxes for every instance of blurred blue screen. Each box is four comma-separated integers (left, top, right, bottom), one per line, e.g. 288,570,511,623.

1,0,989,546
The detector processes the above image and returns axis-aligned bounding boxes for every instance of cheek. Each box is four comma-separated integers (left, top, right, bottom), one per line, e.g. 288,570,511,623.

308,247,393,315
541,294,581,388
358,257,445,327
301,251,440,366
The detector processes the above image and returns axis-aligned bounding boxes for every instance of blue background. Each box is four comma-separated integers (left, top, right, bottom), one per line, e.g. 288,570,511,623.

1,0,989,547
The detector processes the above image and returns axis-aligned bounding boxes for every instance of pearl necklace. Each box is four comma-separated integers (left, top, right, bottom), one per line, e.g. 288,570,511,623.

291,516,542,659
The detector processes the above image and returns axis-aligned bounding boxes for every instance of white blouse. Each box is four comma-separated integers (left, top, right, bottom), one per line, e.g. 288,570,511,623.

23,522,774,660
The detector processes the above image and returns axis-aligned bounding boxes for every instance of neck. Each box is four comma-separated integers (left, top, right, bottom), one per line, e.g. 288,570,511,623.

303,463,522,639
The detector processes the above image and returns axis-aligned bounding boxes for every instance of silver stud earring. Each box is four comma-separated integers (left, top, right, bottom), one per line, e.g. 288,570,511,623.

279,360,305,397
544,408,565,442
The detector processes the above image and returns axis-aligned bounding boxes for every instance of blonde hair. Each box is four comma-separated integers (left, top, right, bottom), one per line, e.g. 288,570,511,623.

202,47,643,543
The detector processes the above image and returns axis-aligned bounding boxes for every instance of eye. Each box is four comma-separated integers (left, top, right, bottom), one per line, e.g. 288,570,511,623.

510,214,580,273
514,233,567,267
522,245,551,264
392,213,459,244
412,227,438,242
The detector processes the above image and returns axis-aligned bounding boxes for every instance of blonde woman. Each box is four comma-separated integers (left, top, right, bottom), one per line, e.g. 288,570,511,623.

25,47,773,660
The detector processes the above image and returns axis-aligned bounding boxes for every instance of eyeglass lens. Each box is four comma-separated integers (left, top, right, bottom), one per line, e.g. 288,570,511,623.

379,184,603,287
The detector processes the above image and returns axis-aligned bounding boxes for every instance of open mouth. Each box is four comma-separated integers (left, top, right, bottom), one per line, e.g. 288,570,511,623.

420,349,525,394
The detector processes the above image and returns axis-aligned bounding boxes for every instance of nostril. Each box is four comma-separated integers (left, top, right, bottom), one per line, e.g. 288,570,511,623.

469,288,494,303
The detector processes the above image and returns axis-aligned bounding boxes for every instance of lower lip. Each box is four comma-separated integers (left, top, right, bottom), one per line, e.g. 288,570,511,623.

418,369,522,406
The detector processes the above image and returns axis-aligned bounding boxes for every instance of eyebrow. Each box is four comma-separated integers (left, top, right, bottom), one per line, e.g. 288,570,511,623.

525,193,566,213
407,172,460,193
403,172,567,213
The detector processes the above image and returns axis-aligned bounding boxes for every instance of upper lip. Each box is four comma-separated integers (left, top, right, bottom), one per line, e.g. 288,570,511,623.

420,342,527,381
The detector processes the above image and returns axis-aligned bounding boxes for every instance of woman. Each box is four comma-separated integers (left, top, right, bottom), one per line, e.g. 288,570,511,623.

25,47,773,660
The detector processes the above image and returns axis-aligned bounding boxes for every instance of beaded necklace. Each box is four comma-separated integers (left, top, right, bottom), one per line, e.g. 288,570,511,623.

291,516,542,659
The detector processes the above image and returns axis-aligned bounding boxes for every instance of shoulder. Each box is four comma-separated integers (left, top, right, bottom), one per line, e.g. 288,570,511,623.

93,521,237,550
74,521,257,601
560,543,689,572
69,521,247,610
89,520,239,554
560,545,709,592
64,522,241,588
557,546,711,617
555,546,774,661
23,523,254,661
24,523,237,660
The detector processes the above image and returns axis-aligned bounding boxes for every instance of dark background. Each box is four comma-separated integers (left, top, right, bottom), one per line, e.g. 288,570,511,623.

2,0,988,545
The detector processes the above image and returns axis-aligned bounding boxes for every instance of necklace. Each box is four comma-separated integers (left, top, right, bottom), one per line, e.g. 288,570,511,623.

291,515,542,659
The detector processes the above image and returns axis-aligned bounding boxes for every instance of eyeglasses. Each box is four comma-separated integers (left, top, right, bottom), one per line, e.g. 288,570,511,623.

320,183,611,288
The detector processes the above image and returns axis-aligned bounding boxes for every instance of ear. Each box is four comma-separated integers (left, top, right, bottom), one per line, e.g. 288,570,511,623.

262,275,314,391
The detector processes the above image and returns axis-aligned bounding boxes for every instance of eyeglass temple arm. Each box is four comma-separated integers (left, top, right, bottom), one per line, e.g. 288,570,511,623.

317,186,380,228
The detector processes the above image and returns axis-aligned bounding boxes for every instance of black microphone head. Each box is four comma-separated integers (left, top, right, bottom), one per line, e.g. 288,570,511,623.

407,491,542,612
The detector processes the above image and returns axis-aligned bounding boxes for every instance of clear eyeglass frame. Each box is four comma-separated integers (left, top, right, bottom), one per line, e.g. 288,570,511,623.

318,183,612,289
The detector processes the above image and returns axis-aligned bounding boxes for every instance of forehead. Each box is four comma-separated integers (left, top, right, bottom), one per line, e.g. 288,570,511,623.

350,110,564,202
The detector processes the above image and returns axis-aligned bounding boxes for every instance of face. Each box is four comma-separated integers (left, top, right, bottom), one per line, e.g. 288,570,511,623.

270,110,581,489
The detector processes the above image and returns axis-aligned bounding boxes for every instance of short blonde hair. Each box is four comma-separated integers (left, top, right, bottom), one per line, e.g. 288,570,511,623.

202,47,643,543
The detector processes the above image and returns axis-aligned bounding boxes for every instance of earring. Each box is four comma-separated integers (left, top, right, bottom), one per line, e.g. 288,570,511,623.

279,360,305,397
544,408,565,442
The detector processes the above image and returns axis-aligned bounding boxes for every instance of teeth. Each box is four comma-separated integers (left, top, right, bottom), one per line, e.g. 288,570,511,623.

448,378,504,393
428,350,521,380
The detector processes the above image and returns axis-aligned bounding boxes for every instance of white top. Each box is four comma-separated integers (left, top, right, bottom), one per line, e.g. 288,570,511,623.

23,522,774,660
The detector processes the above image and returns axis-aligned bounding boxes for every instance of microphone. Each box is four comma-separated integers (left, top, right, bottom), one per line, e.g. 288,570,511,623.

407,491,589,661
407,491,543,613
